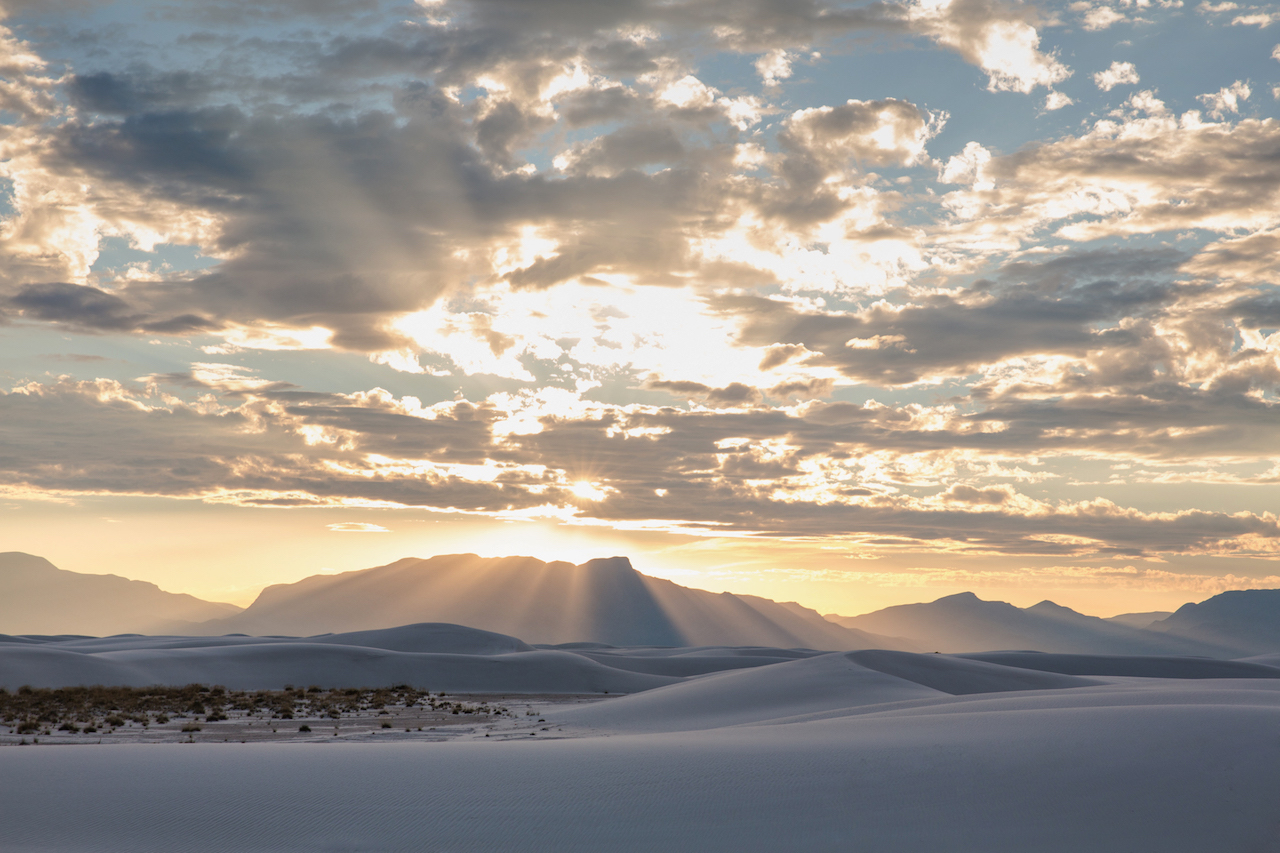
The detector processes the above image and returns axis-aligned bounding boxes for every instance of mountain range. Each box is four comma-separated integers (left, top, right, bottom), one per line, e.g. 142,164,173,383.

194,554,898,650
4,550,1280,656
0,552,897,650
825,592,1248,657
0,552,242,636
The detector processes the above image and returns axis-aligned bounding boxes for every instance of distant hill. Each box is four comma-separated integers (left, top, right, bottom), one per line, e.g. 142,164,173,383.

1147,590,1280,654
827,592,1247,657
0,552,242,636
1105,611,1173,629
195,554,904,650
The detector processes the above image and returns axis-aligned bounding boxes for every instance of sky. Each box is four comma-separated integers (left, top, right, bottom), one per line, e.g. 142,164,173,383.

2,0,1280,617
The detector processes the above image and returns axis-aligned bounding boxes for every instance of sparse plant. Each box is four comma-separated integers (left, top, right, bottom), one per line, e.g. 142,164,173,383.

298,724,311,732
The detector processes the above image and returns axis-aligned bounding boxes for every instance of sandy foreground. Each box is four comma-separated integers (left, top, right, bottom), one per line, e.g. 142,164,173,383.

3,628,1280,851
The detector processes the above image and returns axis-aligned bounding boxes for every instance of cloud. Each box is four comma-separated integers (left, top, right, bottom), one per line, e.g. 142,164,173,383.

5,374,1280,559
905,0,1072,93
326,522,391,533
1197,80,1251,118
0,0,1080,358
1093,61,1140,91
1081,5,1126,31
717,252,1177,386
1043,90,1073,110
782,99,942,170
937,92,1280,247
1231,11,1276,26
2,0,1279,589
754,49,795,86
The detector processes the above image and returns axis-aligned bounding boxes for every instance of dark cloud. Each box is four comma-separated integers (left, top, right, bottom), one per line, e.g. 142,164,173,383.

5,282,222,334
646,379,764,407
718,267,1178,386
68,70,217,116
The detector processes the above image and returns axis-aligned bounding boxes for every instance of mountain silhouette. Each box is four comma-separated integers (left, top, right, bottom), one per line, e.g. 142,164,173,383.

195,554,899,649
827,591,1247,656
1147,589,1280,654
0,551,242,636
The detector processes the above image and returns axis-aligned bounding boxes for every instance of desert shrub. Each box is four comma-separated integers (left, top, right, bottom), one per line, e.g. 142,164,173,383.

205,712,227,722
155,714,169,724
381,721,392,729
17,720,39,734
298,724,311,732
104,715,125,727
58,722,79,732
83,725,97,733
181,724,201,733
308,685,322,693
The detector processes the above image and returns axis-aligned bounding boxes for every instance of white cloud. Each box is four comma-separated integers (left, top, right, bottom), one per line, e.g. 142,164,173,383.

1093,61,1140,91
755,49,794,86
327,522,391,533
783,99,942,168
937,91,1280,250
1044,90,1075,110
939,141,994,188
1083,6,1127,31
1231,12,1276,26
907,0,1072,93
1197,79,1251,117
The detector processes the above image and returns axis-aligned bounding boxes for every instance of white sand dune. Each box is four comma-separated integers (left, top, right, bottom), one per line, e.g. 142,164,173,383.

0,626,841,692
553,652,945,732
960,650,1280,679
5,682,1280,852
18,622,533,656
846,649,1101,693
568,647,823,676
1,642,677,693
0,646,154,690
7,625,1280,851
309,622,535,654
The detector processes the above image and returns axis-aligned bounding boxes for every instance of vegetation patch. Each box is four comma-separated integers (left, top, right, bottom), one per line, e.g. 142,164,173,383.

0,684,508,737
